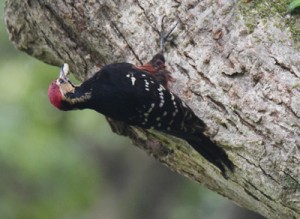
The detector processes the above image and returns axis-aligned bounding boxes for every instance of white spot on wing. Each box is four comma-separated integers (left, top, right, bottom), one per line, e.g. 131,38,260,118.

126,73,137,86
144,79,150,91
131,76,136,86
158,90,165,107
159,84,165,90
171,93,175,100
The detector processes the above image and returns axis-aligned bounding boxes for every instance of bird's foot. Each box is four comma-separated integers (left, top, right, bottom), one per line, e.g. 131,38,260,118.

159,16,179,52
147,15,178,52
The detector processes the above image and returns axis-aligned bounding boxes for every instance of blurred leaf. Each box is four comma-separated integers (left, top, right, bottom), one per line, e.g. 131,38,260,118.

288,0,300,12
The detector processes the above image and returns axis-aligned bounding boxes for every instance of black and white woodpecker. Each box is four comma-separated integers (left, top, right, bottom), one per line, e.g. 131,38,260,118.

48,20,234,177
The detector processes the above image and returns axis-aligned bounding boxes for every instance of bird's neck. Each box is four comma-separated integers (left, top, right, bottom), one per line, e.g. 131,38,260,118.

60,86,93,111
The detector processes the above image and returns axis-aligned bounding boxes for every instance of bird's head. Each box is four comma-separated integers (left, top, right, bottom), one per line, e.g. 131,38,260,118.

48,63,75,110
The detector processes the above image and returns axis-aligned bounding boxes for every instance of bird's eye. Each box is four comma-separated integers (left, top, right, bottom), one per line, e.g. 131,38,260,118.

56,78,66,84
59,78,65,84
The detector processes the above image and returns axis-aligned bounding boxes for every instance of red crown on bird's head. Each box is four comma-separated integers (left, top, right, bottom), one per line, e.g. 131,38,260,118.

48,80,63,109
48,63,70,109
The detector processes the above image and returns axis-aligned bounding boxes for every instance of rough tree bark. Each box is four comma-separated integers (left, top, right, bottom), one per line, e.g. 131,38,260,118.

4,0,300,218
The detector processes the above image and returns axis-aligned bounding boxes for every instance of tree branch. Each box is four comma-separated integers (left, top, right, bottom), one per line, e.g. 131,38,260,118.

4,0,300,218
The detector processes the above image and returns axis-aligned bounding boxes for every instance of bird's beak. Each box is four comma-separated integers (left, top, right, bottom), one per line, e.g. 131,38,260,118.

57,63,76,87
59,63,70,80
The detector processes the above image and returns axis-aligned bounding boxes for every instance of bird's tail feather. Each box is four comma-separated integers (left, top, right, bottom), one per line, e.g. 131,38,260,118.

169,132,234,178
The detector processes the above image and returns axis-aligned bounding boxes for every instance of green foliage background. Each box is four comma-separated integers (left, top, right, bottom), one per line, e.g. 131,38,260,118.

0,1,265,218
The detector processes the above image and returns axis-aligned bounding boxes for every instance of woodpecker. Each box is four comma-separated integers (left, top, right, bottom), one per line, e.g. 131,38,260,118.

48,22,234,177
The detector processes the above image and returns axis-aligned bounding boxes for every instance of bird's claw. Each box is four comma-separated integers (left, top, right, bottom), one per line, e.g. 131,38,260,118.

159,16,178,52
145,15,178,52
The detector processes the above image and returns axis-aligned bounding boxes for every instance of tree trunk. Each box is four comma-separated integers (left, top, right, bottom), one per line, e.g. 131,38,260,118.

4,0,300,218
